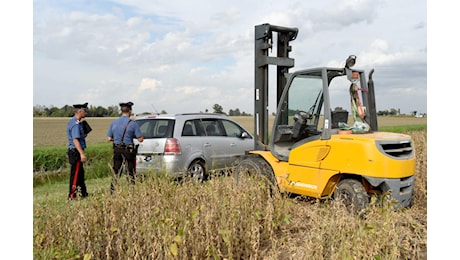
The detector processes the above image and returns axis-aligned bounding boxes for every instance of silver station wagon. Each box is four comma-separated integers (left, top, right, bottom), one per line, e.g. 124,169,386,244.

134,113,253,182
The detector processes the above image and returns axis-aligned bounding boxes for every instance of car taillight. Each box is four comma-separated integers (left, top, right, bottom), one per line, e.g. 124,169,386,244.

164,138,181,154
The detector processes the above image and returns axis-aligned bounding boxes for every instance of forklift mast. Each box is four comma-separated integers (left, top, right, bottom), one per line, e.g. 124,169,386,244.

254,23,298,150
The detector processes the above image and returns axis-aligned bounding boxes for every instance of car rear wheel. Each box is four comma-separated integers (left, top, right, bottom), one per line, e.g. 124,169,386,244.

187,160,206,183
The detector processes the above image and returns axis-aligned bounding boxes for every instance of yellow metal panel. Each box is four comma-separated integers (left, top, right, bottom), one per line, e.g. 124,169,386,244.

283,165,339,198
322,133,415,178
248,150,291,189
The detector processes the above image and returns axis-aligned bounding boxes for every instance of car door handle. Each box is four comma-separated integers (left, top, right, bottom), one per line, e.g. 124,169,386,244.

230,143,236,147
204,143,211,147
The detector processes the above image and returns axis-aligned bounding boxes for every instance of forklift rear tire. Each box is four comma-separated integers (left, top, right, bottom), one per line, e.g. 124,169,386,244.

333,179,369,212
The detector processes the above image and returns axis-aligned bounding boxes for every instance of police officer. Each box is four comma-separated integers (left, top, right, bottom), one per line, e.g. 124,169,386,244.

107,102,144,193
67,102,90,200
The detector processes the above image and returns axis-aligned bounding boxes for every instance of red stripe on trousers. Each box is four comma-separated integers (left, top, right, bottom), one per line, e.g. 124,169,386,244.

70,161,81,199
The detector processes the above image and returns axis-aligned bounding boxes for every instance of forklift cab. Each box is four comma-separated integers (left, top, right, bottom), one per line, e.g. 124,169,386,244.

270,67,375,161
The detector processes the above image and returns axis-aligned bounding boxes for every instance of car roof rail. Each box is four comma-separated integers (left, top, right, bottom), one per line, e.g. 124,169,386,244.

175,113,228,117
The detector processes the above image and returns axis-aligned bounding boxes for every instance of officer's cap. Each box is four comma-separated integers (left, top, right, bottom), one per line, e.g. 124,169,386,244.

119,102,134,108
73,102,88,109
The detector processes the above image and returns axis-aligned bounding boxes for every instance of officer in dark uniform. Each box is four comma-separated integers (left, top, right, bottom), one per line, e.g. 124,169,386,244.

67,102,90,200
107,102,144,194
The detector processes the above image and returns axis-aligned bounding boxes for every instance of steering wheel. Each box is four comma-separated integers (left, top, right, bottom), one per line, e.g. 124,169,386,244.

295,110,310,121
292,110,309,138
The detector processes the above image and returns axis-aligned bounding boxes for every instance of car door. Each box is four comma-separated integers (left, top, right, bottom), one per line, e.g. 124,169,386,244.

179,119,205,169
200,118,228,169
220,119,253,166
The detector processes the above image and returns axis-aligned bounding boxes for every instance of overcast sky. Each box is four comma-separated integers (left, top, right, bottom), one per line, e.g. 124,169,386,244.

32,0,427,115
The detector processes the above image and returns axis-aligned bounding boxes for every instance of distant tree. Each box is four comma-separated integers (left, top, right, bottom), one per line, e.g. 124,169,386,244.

212,104,224,114
241,111,251,116
107,105,119,117
334,107,346,111
47,106,59,117
377,109,399,116
229,108,241,116
91,105,108,117
377,110,389,116
411,111,417,116
50,109,66,117
61,105,74,117
161,110,167,114
390,108,398,116
33,105,48,117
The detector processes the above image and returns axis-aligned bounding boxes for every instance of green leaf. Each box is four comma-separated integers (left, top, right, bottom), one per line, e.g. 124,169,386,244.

170,243,178,256
173,235,182,244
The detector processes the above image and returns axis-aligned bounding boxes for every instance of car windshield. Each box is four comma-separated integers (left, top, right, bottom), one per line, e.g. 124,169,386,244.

136,119,174,138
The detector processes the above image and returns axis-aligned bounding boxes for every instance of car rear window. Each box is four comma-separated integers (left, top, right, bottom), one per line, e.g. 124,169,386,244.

136,119,174,138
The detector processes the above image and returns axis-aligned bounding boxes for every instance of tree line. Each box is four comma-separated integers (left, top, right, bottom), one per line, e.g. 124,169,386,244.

33,104,252,117
209,104,252,116
33,103,409,117
33,104,121,117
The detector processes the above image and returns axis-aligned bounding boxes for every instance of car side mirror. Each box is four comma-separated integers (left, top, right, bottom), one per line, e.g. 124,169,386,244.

241,132,249,139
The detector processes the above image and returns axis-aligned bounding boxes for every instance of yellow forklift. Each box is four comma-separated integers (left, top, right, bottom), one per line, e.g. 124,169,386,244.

236,23,416,210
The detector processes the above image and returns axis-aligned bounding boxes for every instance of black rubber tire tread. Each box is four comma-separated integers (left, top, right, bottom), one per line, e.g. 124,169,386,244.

235,156,278,191
333,178,369,212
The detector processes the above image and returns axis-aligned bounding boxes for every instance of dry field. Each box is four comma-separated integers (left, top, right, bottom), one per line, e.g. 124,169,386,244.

33,116,428,258
33,116,427,147
34,117,116,147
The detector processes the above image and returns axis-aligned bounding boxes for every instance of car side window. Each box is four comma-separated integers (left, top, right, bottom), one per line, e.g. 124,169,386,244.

221,119,244,137
182,120,197,136
202,119,223,136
